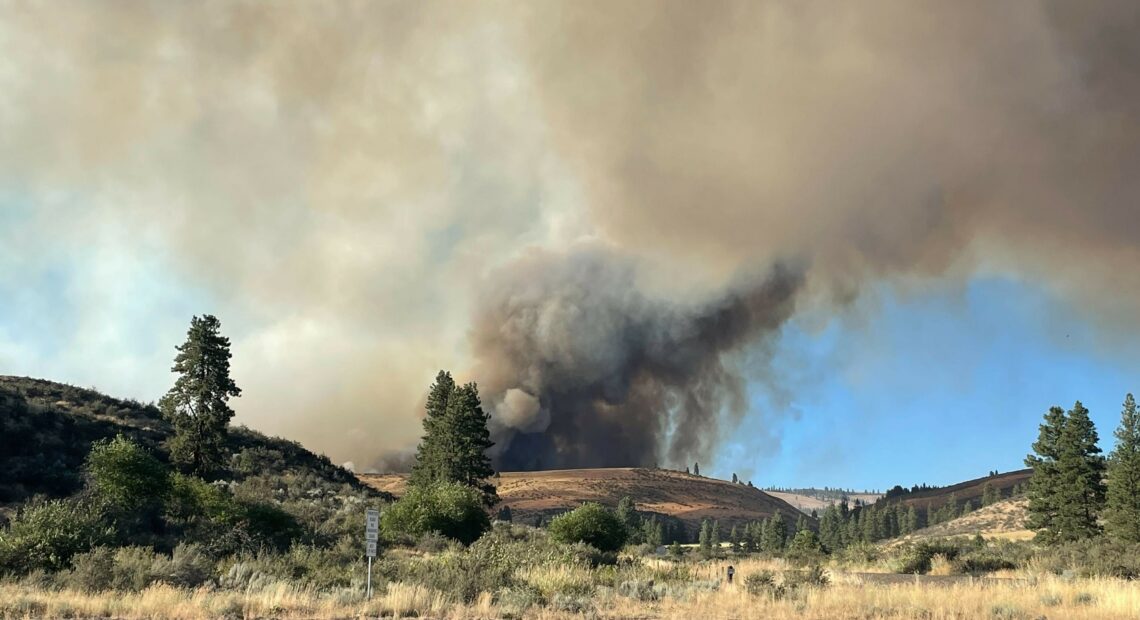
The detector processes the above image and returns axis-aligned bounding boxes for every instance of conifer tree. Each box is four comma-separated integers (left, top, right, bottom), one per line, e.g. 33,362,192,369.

1106,394,1140,542
982,482,1000,506
1025,406,1067,542
710,519,721,554
694,462,700,476
409,371,498,506
160,315,241,477
1053,401,1106,541
698,519,712,556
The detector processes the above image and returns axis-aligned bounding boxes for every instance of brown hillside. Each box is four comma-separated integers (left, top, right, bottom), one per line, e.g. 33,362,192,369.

884,469,1032,511
359,467,812,535
890,497,1032,545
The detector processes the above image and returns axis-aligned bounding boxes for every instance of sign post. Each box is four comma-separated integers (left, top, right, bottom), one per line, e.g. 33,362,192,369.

365,508,379,599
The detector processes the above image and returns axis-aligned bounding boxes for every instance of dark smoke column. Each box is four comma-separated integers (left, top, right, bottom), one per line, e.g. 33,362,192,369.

470,244,804,471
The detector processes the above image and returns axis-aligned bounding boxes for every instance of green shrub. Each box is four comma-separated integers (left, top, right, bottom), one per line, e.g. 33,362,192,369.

785,529,824,565
380,482,490,545
547,503,627,552
784,565,829,588
0,498,114,574
111,546,159,591
84,435,170,512
1032,538,1140,579
150,543,214,588
617,579,660,601
65,546,115,592
744,570,785,599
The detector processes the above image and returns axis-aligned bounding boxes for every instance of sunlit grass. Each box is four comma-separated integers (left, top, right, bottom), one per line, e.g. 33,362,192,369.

2,557,1138,619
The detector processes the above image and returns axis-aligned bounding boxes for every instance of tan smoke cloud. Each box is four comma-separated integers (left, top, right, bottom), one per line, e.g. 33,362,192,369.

1,1,1137,468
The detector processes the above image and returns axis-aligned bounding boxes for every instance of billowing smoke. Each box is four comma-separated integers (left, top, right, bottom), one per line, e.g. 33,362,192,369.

1,1,1139,469
472,245,804,469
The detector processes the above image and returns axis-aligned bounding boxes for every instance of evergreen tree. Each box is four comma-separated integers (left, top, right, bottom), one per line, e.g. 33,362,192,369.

729,525,741,554
409,372,498,506
903,506,918,534
732,473,738,484
694,462,700,476
1106,394,1140,542
1052,401,1106,541
761,511,788,552
981,482,1000,506
616,496,640,533
698,519,711,556
160,315,241,477
496,505,513,522
1025,405,1067,542
710,519,721,555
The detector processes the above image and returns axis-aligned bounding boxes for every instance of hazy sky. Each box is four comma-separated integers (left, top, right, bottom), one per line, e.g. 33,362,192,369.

2,1,1138,489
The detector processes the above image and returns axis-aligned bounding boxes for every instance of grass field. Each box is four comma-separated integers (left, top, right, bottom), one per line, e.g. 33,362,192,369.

4,558,1138,619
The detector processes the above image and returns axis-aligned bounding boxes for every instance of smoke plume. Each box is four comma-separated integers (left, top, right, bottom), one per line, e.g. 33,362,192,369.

0,1,1138,470
471,245,804,469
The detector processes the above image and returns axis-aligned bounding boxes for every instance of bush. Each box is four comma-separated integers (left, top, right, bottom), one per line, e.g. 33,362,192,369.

150,543,214,588
0,498,114,574
784,565,829,588
65,547,115,592
744,570,783,598
381,482,490,545
1032,538,1140,579
547,503,627,552
84,435,170,512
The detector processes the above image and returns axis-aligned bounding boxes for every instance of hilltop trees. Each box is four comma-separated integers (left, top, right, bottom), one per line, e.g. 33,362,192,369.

160,315,241,477
408,371,498,507
1106,394,1140,542
1026,402,1106,543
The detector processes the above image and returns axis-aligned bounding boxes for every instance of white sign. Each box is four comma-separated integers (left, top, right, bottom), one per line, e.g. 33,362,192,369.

365,509,379,558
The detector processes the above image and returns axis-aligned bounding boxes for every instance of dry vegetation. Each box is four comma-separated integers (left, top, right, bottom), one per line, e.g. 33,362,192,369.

892,497,1035,545
3,558,1139,619
360,468,806,533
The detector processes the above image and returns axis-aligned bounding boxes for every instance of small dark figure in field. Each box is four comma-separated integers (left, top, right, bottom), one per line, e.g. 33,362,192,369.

727,565,735,584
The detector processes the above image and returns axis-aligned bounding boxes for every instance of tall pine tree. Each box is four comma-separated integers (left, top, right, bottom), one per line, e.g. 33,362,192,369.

1106,394,1140,542
409,371,498,506
1025,405,1067,542
160,315,241,477
1053,401,1106,541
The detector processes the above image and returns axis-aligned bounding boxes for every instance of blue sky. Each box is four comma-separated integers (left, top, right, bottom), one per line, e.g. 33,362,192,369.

714,276,1140,491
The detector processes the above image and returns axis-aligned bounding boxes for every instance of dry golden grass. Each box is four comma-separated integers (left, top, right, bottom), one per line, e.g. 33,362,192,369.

359,467,804,531
4,557,1139,619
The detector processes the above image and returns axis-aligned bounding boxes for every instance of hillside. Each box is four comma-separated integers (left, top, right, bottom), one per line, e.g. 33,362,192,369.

890,497,1033,545
767,490,883,514
360,467,813,537
880,469,1032,512
0,376,363,508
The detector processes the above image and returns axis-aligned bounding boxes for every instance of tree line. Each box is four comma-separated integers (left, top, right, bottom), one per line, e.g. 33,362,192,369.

1024,396,1140,544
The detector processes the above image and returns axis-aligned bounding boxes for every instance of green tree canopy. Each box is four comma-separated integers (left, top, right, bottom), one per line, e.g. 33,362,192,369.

1025,406,1067,542
380,482,490,546
409,371,498,506
547,502,628,552
1106,393,1140,543
160,315,241,477
1053,401,1106,542
84,435,170,513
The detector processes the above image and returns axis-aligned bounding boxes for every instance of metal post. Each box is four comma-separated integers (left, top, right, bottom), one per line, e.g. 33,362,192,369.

367,556,373,599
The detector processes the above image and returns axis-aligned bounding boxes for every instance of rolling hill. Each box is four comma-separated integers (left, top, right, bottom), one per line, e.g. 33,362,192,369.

880,469,1032,512
0,376,365,510
890,496,1033,544
360,467,813,537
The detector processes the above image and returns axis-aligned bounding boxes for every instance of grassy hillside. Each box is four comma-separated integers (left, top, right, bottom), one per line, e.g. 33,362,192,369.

889,497,1033,545
767,490,883,514
880,469,1031,512
0,376,364,509
361,467,813,537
